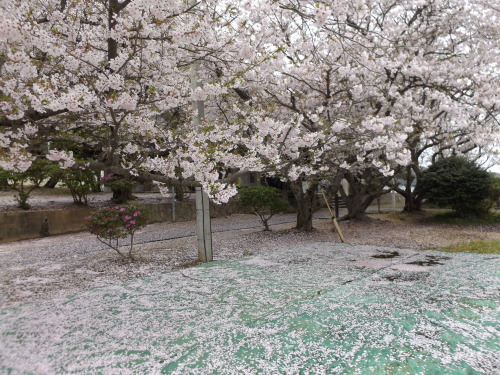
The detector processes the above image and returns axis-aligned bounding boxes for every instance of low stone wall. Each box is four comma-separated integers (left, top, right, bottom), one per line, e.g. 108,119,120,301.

0,199,242,244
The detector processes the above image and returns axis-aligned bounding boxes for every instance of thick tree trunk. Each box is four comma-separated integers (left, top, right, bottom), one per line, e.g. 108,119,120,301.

342,191,373,220
400,165,423,212
403,193,422,212
339,169,391,220
111,187,133,204
43,177,59,188
290,178,318,232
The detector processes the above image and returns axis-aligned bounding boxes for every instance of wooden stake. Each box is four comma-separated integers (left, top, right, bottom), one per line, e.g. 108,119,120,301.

321,190,346,243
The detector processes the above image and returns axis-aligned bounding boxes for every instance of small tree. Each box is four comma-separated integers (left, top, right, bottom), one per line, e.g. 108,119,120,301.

87,204,149,259
417,157,492,217
238,185,289,231
62,169,98,206
0,160,59,209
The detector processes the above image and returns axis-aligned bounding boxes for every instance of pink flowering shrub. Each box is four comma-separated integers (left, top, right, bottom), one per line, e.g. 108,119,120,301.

87,203,149,258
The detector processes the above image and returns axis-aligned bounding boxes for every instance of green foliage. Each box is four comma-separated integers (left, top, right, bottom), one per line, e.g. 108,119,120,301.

0,159,60,209
61,169,99,205
0,169,9,190
417,157,492,218
238,185,289,231
427,211,500,225
87,204,149,258
49,140,101,162
489,176,500,206
100,173,138,203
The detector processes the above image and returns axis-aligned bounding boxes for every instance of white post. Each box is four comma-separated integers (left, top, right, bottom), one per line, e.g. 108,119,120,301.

100,170,105,192
196,187,213,262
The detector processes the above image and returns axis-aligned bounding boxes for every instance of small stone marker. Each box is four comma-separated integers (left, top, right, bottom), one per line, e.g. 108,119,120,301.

40,218,50,237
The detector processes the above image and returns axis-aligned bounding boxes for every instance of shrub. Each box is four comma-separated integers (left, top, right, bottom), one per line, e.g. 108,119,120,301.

100,173,137,203
0,174,9,191
62,169,98,205
87,204,149,258
238,185,289,231
0,159,59,209
489,176,500,207
417,156,491,217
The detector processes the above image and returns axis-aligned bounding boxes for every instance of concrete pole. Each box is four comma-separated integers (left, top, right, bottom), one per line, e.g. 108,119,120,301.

191,64,212,262
196,187,213,262
189,0,212,262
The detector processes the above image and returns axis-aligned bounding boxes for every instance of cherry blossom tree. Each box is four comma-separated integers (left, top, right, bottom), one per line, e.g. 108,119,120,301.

0,0,277,202
221,0,414,227
226,0,499,225
1,0,498,225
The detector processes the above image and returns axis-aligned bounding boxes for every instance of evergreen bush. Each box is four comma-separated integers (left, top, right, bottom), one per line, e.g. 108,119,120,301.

417,156,491,217
489,176,500,207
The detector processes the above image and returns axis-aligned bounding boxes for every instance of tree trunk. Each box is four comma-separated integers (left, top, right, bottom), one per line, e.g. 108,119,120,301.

290,178,318,232
401,165,423,212
339,169,391,220
263,219,270,231
175,187,185,201
342,191,373,220
111,187,133,204
43,177,59,188
403,194,422,212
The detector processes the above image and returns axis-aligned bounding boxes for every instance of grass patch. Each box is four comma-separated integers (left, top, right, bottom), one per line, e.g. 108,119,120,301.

369,209,500,227
369,209,447,223
427,211,500,225
439,240,500,254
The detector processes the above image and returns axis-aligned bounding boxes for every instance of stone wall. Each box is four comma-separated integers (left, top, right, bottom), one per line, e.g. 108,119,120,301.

0,199,243,244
